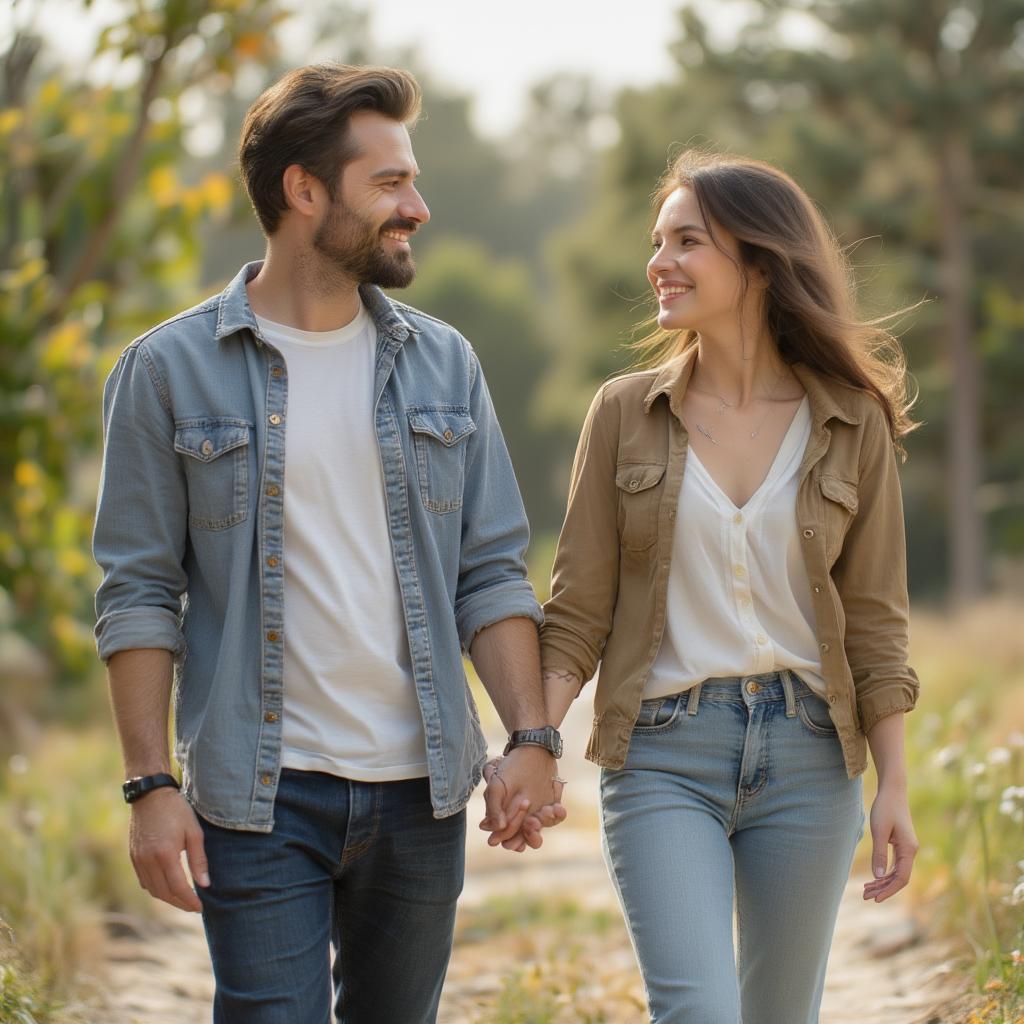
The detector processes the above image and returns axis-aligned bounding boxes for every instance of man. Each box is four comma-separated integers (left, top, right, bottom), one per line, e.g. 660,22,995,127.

93,64,564,1024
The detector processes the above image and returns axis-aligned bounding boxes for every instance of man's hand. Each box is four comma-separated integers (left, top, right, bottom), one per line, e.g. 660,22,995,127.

129,788,210,913
479,747,567,851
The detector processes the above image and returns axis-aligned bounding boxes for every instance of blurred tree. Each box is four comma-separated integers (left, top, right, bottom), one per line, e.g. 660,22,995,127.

0,0,286,686
546,0,1024,601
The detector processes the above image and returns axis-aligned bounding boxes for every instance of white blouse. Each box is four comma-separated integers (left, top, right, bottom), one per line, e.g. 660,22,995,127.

645,396,827,699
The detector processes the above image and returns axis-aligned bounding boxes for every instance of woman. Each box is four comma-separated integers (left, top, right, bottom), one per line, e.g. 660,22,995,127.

537,151,921,1023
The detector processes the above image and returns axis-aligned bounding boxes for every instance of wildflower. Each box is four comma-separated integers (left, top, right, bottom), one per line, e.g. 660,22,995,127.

967,762,987,779
1011,949,1022,966
987,747,1011,766
1008,882,1024,907
933,745,963,770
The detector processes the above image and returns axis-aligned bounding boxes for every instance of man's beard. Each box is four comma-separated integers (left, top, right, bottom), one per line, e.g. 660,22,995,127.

312,198,417,289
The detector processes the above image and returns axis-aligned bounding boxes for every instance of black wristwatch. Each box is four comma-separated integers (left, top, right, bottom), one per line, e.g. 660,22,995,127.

123,773,180,804
503,726,563,759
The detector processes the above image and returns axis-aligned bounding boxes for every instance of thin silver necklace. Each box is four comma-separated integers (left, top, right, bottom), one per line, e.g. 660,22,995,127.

693,370,786,447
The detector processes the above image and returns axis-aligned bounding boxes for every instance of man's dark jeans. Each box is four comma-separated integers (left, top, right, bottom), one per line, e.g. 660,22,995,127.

197,769,466,1023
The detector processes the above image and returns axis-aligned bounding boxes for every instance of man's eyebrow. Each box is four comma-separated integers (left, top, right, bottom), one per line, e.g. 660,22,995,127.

369,167,420,180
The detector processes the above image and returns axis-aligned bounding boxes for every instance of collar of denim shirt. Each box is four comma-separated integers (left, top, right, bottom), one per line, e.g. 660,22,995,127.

213,260,422,344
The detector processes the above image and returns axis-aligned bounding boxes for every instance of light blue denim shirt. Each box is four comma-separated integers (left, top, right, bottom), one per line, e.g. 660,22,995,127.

94,261,542,831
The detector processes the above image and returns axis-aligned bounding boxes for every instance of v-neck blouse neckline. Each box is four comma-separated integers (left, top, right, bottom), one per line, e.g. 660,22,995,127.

686,396,810,514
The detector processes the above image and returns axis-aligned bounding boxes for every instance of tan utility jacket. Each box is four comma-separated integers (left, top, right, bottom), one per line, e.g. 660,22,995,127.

540,346,919,779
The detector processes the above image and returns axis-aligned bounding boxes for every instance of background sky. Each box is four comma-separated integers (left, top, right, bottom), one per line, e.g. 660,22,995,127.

7,0,821,138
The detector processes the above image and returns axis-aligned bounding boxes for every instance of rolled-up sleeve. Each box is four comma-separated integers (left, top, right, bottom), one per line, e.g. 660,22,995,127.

93,345,188,661
540,384,620,685
454,350,542,649
832,404,920,732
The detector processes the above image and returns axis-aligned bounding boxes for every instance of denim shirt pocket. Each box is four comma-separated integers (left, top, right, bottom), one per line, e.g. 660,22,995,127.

173,417,251,530
407,406,477,514
819,474,859,565
615,462,666,551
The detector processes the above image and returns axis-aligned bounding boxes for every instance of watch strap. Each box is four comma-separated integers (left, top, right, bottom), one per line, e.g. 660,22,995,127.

123,772,180,804
503,726,563,758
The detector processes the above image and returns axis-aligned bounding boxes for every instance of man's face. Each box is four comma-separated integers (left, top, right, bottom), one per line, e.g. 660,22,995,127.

313,110,430,288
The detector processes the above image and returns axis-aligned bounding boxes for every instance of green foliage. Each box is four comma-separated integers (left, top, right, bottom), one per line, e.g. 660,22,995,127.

1,1,285,684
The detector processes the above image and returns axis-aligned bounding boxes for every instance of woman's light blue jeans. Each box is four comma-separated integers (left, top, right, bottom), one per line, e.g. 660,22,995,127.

600,670,864,1024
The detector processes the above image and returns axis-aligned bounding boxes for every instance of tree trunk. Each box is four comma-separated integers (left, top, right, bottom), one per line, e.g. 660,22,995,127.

936,134,984,605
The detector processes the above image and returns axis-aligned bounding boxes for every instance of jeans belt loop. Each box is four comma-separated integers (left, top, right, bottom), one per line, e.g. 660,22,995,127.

687,682,702,716
781,669,797,718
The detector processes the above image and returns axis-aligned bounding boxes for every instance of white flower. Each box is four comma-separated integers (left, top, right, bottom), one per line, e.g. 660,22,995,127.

933,746,963,770
1008,882,1024,907
968,762,988,779
987,747,1012,766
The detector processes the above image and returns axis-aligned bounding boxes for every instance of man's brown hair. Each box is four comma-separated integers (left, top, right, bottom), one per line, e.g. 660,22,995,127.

239,63,422,235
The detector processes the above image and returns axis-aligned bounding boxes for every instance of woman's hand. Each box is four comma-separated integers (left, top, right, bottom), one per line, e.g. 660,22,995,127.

863,783,918,903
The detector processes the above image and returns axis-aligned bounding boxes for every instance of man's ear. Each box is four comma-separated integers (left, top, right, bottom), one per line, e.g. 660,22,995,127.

281,164,322,220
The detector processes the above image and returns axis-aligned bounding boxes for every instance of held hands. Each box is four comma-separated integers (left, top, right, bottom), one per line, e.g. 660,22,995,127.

128,788,210,913
479,747,567,853
863,783,918,903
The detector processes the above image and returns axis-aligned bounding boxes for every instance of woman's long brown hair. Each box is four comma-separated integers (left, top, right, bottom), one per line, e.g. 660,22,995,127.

630,149,919,453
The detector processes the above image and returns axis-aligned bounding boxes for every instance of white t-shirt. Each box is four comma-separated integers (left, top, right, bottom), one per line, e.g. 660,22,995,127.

255,307,428,781
646,396,827,699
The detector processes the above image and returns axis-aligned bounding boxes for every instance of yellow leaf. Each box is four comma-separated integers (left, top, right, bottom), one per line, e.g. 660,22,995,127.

235,32,265,58
148,165,179,208
14,461,43,489
56,548,91,577
201,172,233,213
0,108,24,135
182,186,204,217
68,109,92,139
42,322,87,371
39,79,61,109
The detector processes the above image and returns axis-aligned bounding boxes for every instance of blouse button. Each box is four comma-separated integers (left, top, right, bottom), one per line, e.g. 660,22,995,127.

269,413,282,426
820,642,830,653
803,528,815,539
813,585,822,594
200,439,214,456
628,480,639,491
271,366,283,378
266,484,280,497
267,556,279,568
443,429,454,442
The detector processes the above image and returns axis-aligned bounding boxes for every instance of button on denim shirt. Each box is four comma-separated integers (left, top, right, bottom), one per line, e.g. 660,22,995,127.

94,261,542,831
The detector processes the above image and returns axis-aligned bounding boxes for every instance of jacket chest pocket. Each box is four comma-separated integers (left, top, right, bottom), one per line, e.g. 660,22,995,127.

819,474,859,564
408,406,476,514
616,462,666,551
174,418,251,531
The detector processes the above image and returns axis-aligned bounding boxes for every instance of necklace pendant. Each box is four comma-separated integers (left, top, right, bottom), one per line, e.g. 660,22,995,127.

696,423,718,445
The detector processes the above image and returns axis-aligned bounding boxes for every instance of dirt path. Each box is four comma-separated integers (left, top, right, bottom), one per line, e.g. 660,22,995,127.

98,700,970,1023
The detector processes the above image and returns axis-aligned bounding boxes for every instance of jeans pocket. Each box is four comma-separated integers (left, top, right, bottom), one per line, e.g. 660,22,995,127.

796,693,839,737
174,417,251,530
408,406,476,514
633,694,681,731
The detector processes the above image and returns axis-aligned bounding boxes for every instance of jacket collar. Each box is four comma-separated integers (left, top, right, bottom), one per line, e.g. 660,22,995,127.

642,344,862,427
214,260,421,343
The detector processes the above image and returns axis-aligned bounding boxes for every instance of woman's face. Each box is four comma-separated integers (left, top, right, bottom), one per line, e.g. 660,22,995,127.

647,186,751,335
